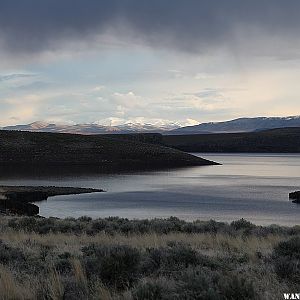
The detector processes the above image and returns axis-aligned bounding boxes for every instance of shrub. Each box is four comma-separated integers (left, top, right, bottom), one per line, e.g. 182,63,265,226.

132,278,176,300
274,256,300,283
175,268,256,299
0,240,25,265
31,218,56,234
82,244,141,289
273,237,300,283
142,243,217,277
8,216,37,231
142,243,197,275
39,244,54,261
91,219,107,232
175,268,221,300
62,276,88,300
78,216,92,222
231,219,256,231
55,252,73,274
219,275,257,300
273,237,300,259
163,242,200,268
202,220,228,234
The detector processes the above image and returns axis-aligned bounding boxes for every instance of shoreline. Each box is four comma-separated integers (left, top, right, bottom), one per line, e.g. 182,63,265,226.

0,186,104,216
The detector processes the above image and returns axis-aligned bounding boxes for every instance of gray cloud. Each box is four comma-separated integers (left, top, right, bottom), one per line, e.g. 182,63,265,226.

185,89,224,100
0,1,300,56
0,73,35,82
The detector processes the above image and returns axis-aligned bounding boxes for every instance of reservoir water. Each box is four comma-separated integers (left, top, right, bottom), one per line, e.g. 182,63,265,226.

1,153,299,226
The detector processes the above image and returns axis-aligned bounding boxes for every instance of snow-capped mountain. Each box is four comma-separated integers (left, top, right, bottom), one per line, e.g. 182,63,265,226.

2,116,300,135
1,121,180,135
169,116,300,135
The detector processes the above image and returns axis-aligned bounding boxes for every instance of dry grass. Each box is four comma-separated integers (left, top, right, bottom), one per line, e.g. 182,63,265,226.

0,265,34,300
0,216,298,299
48,268,64,300
0,229,283,261
71,259,88,292
92,282,114,300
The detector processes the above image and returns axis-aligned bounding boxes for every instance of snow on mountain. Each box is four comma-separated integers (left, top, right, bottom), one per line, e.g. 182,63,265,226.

2,116,300,135
169,116,300,135
1,121,180,135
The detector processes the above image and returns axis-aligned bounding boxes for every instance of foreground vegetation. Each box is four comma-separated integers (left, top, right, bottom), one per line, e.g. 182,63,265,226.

0,216,299,299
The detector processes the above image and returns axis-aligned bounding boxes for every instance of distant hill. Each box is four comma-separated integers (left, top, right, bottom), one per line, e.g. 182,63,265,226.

2,121,179,135
169,116,300,135
0,130,217,170
163,127,300,153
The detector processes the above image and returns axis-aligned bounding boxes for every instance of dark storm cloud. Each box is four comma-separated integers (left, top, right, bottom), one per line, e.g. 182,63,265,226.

0,0,300,54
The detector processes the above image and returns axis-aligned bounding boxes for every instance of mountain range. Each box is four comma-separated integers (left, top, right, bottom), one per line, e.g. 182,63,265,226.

169,116,300,135
1,121,180,135
2,116,300,135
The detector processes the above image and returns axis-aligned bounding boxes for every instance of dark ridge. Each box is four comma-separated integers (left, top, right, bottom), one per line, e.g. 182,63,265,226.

162,127,300,153
103,133,163,145
0,130,218,169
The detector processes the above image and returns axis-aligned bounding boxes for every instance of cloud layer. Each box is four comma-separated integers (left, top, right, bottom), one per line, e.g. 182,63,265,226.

1,0,300,56
1,1,300,126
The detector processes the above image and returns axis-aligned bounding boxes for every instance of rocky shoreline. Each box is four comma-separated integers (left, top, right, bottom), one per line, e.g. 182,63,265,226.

289,191,300,203
0,186,104,215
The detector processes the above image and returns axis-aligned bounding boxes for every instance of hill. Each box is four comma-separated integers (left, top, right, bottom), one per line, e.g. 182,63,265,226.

163,127,300,153
0,130,216,169
169,116,300,135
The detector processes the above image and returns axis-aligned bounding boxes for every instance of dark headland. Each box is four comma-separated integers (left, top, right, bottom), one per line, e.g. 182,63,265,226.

0,130,218,169
0,186,104,215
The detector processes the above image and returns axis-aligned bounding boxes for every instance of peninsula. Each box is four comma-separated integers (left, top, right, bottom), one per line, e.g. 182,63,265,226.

0,130,218,169
0,186,104,215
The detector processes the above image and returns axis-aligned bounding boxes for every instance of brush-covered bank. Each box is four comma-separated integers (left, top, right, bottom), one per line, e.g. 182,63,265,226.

162,127,300,153
0,216,299,299
0,130,217,170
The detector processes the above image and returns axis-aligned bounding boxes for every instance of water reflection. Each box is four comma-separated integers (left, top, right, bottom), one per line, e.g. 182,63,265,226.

0,153,299,226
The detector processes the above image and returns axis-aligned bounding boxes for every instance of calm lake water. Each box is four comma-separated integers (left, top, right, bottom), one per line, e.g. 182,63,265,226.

1,153,299,225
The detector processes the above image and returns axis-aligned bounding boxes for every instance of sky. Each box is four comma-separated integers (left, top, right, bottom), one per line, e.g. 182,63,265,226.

1,0,300,127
